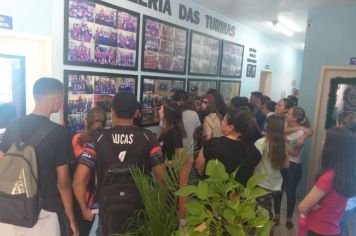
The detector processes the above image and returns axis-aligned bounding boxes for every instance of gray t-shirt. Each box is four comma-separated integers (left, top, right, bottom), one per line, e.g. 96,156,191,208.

182,110,201,156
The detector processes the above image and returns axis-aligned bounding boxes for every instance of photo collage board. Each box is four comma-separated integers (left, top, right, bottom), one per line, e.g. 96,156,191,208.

64,70,137,133
187,79,218,97
220,41,244,78
141,76,186,126
142,15,188,74
218,80,241,104
63,0,250,127
64,0,140,70
189,31,221,76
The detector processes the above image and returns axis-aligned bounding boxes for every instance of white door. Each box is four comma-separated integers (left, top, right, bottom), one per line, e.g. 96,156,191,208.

307,66,356,189
259,70,272,96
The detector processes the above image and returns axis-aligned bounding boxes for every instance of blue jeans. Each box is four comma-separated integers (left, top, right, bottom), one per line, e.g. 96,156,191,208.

274,162,302,218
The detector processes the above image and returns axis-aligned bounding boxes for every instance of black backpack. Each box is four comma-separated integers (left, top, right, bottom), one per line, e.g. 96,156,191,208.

94,128,153,235
0,121,56,227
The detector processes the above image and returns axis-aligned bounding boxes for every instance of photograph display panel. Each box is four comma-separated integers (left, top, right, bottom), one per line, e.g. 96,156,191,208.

64,70,137,133
187,79,218,97
141,76,186,126
220,41,244,78
189,31,221,76
65,0,140,70
218,80,241,103
142,15,188,74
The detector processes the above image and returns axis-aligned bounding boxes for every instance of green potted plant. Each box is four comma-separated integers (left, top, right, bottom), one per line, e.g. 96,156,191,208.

174,159,272,236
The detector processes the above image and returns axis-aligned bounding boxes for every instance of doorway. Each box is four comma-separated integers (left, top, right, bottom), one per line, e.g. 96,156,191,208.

259,70,272,96
307,66,356,189
0,54,26,116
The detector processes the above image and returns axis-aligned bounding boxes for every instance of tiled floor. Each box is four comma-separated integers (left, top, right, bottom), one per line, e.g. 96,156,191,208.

272,197,299,236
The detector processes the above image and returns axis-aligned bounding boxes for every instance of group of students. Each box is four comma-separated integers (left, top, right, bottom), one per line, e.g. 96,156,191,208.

152,89,356,236
0,77,354,236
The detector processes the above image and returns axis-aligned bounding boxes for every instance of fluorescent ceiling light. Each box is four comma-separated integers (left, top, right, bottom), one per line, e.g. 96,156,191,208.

278,16,300,32
272,21,294,37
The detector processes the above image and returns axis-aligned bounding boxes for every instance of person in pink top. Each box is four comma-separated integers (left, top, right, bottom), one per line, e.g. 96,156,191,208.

298,127,356,236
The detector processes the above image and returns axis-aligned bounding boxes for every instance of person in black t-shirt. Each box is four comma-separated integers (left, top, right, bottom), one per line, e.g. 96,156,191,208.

195,109,261,186
158,101,187,160
0,78,78,236
90,92,165,235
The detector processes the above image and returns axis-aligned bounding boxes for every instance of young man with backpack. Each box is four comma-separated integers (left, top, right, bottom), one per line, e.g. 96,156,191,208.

0,78,78,236
88,92,165,235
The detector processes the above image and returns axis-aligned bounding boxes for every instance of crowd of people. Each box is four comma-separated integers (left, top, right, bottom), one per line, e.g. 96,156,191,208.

0,77,355,236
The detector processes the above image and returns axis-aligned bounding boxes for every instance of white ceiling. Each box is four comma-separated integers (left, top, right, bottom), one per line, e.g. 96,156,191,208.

191,0,356,51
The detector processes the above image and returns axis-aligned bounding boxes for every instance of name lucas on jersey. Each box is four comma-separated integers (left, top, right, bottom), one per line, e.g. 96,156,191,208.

112,134,134,144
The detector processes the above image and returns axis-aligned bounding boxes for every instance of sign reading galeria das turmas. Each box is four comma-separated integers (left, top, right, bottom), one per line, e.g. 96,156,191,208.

127,0,236,37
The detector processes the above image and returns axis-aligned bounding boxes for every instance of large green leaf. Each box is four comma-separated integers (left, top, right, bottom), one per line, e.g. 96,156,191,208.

205,159,228,180
239,205,255,220
186,212,207,225
223,209,236,224
225,225,246,236
196,181,209,200
246,174,266,190
249,215,269,227
256,221,272,236
250,187,268,199
185,200,204,215
175,185,197,197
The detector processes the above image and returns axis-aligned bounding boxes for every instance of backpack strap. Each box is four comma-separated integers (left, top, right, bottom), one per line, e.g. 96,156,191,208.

26,121,57,148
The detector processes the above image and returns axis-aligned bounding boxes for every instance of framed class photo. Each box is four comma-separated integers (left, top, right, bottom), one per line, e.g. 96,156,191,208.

187,78,218,97
64,0,140,70
141,15,188,74
218,80,241,103
64,70,137,133
220,41,244,78
188,31,221,76
140,76,186,126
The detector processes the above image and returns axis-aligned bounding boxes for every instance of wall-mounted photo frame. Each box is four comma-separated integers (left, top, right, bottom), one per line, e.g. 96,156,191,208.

246,64,256,78
141,15,188,74
64,70,138,133
218,80,241,103
220,41,244,78
188,31,221,76
64,0,140,70
141,76,186,126
325,77,356,129
187,78,218,97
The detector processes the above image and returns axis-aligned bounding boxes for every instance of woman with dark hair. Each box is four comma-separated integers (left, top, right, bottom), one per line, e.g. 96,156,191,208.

200,94,223,141
195,109,261,186
254,115,288,217
299,128,356,236
158,101,187,160
206,89,227,117
72,107,107,236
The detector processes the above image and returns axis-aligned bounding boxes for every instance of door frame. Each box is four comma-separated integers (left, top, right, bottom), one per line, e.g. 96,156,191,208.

259,69,272,97
0,54,26,116
307,65,356,189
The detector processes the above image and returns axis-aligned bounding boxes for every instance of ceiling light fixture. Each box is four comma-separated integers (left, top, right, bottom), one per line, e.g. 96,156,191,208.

272,20,294,37
278,16,300,32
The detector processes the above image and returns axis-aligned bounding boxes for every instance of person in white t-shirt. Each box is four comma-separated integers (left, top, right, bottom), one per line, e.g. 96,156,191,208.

254,115,288,218
274,106,311,229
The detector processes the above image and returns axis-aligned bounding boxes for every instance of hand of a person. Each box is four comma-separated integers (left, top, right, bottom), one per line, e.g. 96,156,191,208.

69,218,79,236
82,207,94,221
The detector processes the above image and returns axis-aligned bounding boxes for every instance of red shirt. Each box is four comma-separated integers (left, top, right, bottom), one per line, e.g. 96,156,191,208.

307,170,348,235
